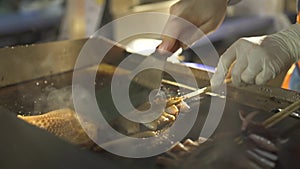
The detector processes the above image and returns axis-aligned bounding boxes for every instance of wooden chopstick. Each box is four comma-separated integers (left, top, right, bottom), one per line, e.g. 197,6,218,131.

235,99,300,144
262,99,300,128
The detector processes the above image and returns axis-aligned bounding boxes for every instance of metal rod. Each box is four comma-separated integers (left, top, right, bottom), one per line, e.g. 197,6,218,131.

162,79,197,91
263,99,300,128
163,79,231,101
165,79,231,108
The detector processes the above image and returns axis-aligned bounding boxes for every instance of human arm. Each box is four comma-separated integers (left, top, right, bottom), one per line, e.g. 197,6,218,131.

158,0,229,52
211,24,300,86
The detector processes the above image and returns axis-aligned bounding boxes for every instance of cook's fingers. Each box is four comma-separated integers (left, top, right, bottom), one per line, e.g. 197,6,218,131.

159,15,188,52
240,48,265,84
198,17,222,35
159,8,210,52
158,37,182,53
231,56,248,86
177,18,221,49
159,36,181,53
177,24,207,48
211,45,237,87
241,64,263,85
255,68,274,85
241,68,262,85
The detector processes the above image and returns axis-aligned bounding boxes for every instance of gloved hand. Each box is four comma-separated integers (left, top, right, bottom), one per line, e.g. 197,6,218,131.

211,24,300,86
158,0,228,52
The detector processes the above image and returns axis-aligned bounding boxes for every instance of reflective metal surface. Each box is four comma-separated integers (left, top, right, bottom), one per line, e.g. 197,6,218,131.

0,38,299,169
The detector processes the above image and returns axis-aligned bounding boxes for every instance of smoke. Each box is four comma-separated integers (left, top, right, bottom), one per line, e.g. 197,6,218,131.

33,85,73,114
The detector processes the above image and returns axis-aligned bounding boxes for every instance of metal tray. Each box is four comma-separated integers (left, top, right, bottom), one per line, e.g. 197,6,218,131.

0,38,299,169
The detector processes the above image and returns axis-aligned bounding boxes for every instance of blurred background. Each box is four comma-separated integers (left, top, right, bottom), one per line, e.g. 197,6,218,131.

0,0,298,58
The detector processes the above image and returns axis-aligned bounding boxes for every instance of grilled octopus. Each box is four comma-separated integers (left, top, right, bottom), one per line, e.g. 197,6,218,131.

156,111,300,169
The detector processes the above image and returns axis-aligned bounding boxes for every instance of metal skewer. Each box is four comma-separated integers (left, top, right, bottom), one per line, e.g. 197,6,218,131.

165,78,231,107
263,99,300,128
235,99,300,144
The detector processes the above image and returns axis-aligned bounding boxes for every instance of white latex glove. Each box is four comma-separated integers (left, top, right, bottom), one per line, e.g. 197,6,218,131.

211,24,300,86
158,0,228,52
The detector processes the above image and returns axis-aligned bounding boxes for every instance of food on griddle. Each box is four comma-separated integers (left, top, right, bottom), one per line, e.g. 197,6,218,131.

142,97,191,131
17,96,187,148
156,110,300,169
17,109,97,148
239,111,300,169
238,111,279,168
156,137,207,167
143,105,178,130
112,116,141,135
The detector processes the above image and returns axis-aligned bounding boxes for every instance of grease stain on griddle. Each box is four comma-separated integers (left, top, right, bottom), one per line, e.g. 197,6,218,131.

270,96,282,104
256,98,269,103
290,94,300,101
1,76,4,81
258,87,272,94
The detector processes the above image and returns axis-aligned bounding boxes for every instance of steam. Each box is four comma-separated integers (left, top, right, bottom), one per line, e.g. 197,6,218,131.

33,86,73,114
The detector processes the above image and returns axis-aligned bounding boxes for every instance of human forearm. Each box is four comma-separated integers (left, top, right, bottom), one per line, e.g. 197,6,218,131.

211,23,300,86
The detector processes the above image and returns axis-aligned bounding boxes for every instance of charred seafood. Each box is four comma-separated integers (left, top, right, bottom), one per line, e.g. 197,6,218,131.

156,110,300,169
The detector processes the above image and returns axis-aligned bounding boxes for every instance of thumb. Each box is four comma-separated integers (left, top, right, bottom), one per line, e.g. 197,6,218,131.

211,45,237,86
158,36,181,53
158,13,190,52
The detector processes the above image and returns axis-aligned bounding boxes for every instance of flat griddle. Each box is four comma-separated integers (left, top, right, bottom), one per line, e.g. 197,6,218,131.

0,38,299,169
